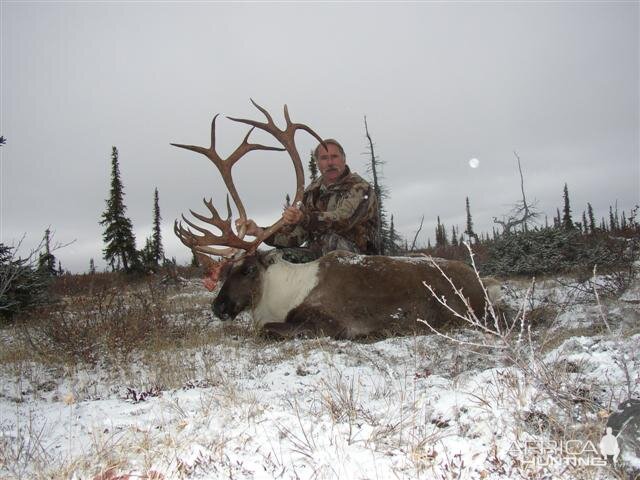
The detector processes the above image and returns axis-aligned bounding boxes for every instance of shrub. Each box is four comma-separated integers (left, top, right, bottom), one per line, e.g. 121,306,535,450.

481,227,637,277
22,283,169,364
0,243,51,321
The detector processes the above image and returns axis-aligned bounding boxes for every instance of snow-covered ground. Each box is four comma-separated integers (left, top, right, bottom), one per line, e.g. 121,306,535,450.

1,274,638,480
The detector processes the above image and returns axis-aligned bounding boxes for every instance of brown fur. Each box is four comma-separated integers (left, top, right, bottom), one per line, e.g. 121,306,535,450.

214,250,489,339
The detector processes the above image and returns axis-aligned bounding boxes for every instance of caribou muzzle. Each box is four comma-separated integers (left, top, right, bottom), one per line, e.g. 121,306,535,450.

212,296,237,321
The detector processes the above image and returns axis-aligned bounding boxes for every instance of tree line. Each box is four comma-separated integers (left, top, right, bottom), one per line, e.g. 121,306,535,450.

1,131,637,320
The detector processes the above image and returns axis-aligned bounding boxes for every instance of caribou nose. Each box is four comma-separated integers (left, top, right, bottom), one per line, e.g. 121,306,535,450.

213,301,227,320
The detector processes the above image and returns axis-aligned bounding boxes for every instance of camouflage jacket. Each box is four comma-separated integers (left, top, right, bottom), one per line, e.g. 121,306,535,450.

265,166,380,255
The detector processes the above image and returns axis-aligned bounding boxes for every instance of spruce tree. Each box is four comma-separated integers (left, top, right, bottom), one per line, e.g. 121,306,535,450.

464,197,478,243
387,215,401,255
435,216,448,247
609,206,617,232
89,258,96,275
1,243,49,318
150,187,164,265
587,203,596,234
562,183,574,230
308,149,318,182
38,228,57,276
100,146,139,273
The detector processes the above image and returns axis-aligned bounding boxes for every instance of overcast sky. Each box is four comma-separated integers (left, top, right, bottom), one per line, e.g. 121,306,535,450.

1,1,638,273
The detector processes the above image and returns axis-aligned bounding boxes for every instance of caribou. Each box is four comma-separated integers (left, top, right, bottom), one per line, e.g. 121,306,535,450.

173,101,498,339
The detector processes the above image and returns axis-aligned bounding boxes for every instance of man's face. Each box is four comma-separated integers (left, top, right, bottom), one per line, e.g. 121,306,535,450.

316,143,346,185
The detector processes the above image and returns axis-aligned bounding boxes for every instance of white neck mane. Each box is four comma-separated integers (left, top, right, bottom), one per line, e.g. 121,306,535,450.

252,259,320,326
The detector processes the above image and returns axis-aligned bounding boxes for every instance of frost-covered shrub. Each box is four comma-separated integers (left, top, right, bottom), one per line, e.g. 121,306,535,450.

482,228,636,277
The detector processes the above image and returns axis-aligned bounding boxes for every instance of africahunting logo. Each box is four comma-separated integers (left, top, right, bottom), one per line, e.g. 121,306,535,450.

508,429,621,468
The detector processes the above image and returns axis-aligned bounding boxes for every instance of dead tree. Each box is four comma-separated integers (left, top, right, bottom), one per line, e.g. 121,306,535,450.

493,151,539,234
364,116,389,254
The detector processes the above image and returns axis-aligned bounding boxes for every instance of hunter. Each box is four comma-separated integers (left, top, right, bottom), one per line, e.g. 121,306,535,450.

237,139,380,262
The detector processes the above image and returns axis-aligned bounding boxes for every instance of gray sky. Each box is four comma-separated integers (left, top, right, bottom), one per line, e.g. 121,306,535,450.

1,1,638,273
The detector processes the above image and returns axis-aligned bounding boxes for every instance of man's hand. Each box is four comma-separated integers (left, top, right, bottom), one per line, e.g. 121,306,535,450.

283,205,304,225
235,218,263,237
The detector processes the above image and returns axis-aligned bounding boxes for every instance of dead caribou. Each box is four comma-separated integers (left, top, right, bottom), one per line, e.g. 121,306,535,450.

172,101,497,339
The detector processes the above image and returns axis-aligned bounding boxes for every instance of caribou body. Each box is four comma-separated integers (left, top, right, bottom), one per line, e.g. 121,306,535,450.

212,249,497,339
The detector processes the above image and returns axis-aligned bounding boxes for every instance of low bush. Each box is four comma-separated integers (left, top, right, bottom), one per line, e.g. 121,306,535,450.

21,283,170,364
482,228,638,277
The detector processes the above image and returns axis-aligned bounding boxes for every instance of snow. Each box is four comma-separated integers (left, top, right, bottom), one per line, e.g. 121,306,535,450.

1,277,638,479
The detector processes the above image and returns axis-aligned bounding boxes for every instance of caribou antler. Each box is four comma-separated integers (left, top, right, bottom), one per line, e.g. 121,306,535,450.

172,100,324,263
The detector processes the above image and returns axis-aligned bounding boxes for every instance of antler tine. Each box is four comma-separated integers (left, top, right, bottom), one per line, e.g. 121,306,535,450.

174,194,258,255
174,220,238,259
210,114,218,151
226,126,286,168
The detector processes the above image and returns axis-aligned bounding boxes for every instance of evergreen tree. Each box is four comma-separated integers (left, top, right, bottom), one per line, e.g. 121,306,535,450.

562,183,574,230
464,197,478,243
89,258,96,275
37,228,57,276
451,226,458,246
1,243,50,319
554,208,561,228
387,215,402,255
100,146,139,273
609,206,617,232
587,203,596,234
581,211,588,234
308,149,318,182
150,187,164,265
435,216,448,247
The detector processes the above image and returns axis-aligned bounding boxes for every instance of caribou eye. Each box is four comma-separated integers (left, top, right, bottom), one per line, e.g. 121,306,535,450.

242,264,257,276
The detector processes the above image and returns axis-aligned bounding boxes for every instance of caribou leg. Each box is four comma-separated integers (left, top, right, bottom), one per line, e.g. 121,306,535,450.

262,306,349,339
